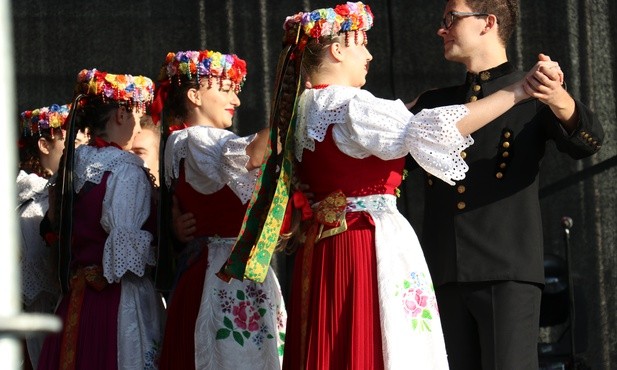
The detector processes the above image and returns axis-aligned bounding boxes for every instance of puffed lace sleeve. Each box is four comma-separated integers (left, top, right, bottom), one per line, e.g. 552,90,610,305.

165,126,258,203
100,163,154,283
313,87,473,185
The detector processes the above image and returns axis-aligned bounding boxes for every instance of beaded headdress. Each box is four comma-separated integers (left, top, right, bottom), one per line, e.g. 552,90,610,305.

158,50,247,93
20,104,71,137
151,50,247,126
74,68,155,111
283,1,374,46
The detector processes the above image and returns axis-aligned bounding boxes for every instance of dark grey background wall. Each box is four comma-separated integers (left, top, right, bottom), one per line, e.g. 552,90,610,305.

12,1,616,368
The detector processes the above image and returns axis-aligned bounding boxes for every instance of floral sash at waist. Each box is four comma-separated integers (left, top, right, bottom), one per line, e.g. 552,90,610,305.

341,193,397,213
309,192,397,243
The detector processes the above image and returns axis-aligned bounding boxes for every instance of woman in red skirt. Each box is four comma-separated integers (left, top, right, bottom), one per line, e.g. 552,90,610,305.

249,2,559,369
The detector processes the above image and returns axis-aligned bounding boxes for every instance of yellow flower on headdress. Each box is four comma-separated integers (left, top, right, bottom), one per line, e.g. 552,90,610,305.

209,52,223,75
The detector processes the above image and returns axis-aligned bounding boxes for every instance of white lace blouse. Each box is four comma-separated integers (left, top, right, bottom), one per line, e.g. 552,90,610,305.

16,170,60,305
164,125,260,204
295,85,474,185
74,145,155,283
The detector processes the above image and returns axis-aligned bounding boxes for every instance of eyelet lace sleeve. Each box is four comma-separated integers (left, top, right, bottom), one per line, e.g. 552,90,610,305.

100,163,155,283
164,126,259,204
295,86,473,185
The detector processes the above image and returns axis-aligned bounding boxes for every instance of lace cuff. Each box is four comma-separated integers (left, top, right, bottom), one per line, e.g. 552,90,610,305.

100,164,154,283
103,227,155,283
407,105,473,185
220,134,259,203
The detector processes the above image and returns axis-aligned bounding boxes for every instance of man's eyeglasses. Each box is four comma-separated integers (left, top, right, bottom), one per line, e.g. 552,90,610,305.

441,11,490,30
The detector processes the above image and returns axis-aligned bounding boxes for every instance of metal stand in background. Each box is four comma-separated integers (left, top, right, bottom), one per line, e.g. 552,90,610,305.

561,216,577,369
539,216,591,370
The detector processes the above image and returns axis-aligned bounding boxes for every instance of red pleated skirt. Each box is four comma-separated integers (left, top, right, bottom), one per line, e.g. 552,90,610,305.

283,212,384,370
158,247,208,370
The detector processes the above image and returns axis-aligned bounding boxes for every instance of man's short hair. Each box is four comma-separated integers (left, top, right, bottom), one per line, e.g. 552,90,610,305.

465,0,519,45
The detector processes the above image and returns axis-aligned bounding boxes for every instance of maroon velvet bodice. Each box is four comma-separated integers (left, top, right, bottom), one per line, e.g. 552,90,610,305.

71,172,111,269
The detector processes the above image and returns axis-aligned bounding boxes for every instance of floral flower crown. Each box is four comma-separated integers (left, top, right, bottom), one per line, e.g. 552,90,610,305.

74,68,155,110
283,1,374,44
158,50,247,93
20,104,71,137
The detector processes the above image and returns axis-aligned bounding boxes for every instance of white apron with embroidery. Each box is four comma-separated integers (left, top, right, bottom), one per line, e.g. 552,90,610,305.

165,126,287,370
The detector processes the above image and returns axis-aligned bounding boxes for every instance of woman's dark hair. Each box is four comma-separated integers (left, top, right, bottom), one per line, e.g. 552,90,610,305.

300,34,348,79
74,96,120,140
164,75,201,122
18,131,62,178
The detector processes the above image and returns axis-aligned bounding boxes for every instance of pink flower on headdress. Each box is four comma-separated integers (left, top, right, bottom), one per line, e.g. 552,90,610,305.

332,16,343,33
103,85,114,99
188,50,200,62
347,2,359,14
320,21,333,36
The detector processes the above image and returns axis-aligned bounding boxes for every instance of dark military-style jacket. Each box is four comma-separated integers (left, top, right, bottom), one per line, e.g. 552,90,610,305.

409,62,604,287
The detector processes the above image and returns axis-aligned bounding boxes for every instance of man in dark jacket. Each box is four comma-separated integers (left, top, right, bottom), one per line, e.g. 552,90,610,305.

408,0,604,369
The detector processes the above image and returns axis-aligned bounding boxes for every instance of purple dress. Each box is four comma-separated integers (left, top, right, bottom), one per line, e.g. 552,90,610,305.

37,145,164,370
